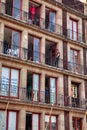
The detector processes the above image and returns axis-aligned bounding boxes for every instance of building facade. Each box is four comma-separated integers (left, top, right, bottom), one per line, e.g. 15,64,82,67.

0,0,87,130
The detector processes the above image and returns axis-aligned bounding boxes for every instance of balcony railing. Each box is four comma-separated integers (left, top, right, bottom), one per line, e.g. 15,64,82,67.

0,2,85,44
19,88,86,109
0,41,85,75
0,84,86,109
68,62,84,74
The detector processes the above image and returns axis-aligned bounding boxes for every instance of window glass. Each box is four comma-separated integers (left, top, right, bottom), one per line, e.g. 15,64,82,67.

12,31,20,57
33,114,39,130
0,111,6,130
51,116,56,130
49,12,55,31
33,38,40,62
1,67,10,96
14,0,21,18
45,115,50,130
33,74,39,101
8,112,16,130
50,78,56,103
10,69,19,97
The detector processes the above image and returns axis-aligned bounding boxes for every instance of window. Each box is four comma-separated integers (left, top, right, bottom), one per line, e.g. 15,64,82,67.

72,117,82,130
70,19,78,41
45,76,57,104
45,115,57,130
27,72,40,101
0,111,17,130
45,41,57,66
6,0,21,19
71,82,80,107
70,49,80,73
28,35,41,62
45,8,56,32
29,2,41,26
26,113,40,130
0,67,19,97
4,27,21,58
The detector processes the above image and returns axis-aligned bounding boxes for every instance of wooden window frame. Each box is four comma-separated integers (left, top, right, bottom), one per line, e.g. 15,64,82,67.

0,110,18,130
1,66,20,98
70,18,78,40
72,117,82,130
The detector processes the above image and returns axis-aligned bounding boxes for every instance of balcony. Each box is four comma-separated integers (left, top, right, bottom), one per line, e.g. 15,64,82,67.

0,41,84,75
0,2,85,44
20,88,86,109
68,61,84,75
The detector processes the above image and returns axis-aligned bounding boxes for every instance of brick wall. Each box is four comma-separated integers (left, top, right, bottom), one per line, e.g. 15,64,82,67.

62,0,84,13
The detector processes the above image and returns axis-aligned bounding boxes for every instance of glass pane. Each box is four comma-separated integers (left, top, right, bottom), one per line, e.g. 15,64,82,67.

0,111,6,130
33,74,39,101
12,31,20,57
10,69,19,97
33,38,40,62
14,0,21,18
50,78,56,103
73,21,77,40
70,20,72,39
1,67,10,96
33,114,39,130
45,115,50,130
49,12,55,31
8,112,16,130
51,116,56,130
70,49,74,70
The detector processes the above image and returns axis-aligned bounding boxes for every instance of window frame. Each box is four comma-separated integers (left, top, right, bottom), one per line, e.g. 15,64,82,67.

72,117,82,130
1,66,20,98
45,115,58,130
0,110,18,130
70,18,78,41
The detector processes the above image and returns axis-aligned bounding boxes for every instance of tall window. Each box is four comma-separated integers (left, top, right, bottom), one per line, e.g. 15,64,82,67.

70,49,80,73
6,0,21,19
29,2,41,26
72,117,82,130
45,115,57,130
45,76,57,104
28,35,41,62
70,19,78,41
27,73,40,101
71,82,80,107
0,111,17,130
4,27,21,58
46,8,56,32
1,67,19,97
26,113,40,130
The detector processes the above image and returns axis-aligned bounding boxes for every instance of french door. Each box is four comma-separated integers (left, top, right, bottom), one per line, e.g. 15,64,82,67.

70,49,80,73
33,37,40,62
50,78,56,103
49,11,56,32
33,74,39,101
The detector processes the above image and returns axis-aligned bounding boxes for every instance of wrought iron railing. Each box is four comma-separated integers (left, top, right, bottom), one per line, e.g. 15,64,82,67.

0,2,85,43
68,61,84,74
20,88,87,109
0,41,85,75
